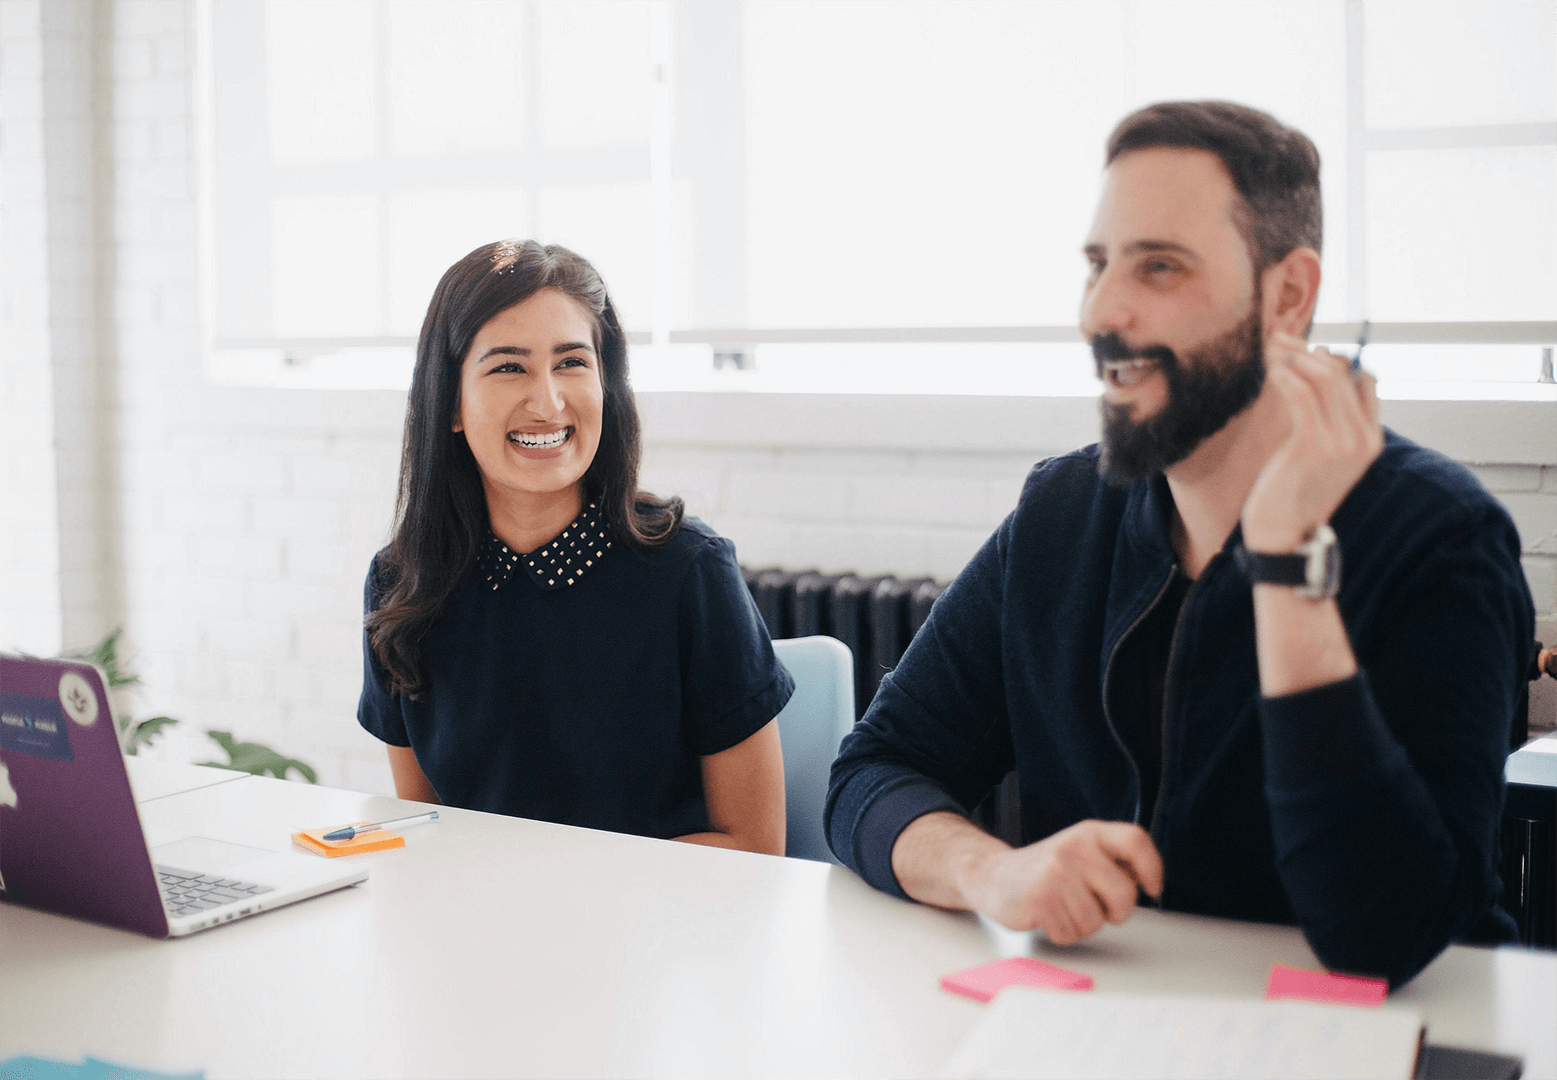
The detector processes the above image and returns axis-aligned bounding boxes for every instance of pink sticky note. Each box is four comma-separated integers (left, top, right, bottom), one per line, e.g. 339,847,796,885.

1265,963,1387,1007
940,957,1094,1003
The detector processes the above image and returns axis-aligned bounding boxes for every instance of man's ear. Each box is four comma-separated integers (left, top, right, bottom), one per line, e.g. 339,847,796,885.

1261,247,1322,338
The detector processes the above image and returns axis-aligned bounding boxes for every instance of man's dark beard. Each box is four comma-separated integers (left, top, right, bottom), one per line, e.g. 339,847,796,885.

1093,305,1266,488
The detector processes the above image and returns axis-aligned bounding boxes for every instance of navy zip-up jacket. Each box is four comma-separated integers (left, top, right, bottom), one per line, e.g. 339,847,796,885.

826,431,1529,988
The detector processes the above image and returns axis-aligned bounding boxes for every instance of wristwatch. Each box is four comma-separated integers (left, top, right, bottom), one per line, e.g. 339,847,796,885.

1234,523,1341,600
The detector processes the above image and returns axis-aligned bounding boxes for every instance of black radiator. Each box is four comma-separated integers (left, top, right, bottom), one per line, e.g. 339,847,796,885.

742,568,946,720
743,565,1019,845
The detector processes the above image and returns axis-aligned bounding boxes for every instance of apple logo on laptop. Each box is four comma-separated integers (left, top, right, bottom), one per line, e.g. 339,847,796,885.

58,671,98,727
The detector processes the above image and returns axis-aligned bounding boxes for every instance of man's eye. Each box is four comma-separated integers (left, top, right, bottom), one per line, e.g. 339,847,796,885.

1143,260,1178,276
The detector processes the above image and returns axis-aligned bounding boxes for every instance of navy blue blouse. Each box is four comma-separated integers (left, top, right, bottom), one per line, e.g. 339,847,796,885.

358,506,794,840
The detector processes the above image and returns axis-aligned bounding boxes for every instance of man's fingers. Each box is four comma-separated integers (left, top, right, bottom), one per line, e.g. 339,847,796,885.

1036,889,1084,946
1088,859,1141,925
1357,368,1381,429
1094,823,1164,898
1289,350,1363,438
1052,874,1107,943
1266,355,1322,444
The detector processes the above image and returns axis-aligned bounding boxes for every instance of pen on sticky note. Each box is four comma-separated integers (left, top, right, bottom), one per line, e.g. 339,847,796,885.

323,811,438,842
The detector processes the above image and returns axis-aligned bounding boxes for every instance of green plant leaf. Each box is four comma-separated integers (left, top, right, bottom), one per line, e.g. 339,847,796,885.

122,715,179,756
199,730,318,784
64,627,140,689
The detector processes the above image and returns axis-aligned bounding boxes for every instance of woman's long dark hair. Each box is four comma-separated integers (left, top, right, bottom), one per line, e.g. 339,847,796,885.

367,240,683,695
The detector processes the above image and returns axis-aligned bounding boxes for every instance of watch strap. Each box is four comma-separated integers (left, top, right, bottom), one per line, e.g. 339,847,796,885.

1233,546,1309,587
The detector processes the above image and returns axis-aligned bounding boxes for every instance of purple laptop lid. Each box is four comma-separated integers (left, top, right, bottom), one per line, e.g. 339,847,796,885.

0,654,170,937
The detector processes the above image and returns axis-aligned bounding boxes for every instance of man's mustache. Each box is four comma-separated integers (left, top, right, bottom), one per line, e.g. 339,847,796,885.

1091,333,1179,380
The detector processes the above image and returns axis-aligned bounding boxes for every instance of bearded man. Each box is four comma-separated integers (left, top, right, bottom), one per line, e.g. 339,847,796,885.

825,101,1532,988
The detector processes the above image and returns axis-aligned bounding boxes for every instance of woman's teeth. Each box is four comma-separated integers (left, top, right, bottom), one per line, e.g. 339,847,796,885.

1105,359,1156,388
509,428,571,449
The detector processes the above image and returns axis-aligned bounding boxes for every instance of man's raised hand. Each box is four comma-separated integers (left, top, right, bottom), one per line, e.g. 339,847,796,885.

1241,331,1384,553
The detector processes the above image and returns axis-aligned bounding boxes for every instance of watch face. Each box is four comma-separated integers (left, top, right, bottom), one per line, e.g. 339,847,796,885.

1300,524,1341,600
1320,539,1341,598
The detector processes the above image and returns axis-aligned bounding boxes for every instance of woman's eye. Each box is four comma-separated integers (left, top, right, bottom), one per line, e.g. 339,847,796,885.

558,356,588,369
492,361,523,374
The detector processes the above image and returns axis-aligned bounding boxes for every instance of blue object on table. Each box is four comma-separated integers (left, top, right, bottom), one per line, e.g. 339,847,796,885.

771,636,856,864
0,1056,203,1080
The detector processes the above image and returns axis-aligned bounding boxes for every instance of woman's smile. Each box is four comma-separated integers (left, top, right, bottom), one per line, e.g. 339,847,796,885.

507,426,574,455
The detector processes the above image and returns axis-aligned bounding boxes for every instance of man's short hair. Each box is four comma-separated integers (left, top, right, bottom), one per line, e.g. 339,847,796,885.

1106,101,1322,272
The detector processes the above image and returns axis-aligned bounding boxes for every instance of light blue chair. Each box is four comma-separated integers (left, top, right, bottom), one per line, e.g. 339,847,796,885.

771,635,856,864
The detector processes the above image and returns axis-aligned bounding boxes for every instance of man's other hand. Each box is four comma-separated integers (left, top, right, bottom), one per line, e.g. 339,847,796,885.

967,820,1164,943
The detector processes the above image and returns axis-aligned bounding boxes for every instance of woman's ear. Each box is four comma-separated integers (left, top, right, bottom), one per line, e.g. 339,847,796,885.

1261,246,1322,338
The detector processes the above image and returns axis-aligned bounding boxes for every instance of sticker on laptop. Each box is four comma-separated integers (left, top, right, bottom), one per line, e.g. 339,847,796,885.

0,760,16,808
58,671,98,726
0,691,76,762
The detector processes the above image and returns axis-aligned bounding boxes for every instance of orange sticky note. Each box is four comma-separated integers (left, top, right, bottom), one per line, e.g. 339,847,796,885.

1265,963,1386,1007
940,957,1094,1002
292,824,405,857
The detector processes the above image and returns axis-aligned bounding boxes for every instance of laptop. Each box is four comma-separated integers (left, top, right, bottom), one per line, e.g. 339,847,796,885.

0,654,366,937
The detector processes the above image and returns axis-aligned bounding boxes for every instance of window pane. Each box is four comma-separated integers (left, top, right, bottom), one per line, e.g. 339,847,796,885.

387,190,533,335
1366,1,1557,129
1367,146,1556,320
1358,344,1546,384
265,0,376,163
744,1,1129,328
272,195,382,335
538,1,652,147
537,183,654,329
751,342,1099,395
387,0,528,154
738,1,1348,329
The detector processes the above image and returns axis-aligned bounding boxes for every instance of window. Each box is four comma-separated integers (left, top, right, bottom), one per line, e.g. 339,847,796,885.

205,0,1557,394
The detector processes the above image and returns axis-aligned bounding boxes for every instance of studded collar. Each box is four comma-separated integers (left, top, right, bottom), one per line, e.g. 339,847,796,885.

479,499,613,592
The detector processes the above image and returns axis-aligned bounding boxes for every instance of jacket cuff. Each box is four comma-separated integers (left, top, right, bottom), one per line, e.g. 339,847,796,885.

852,780,966,899
1259,671,1400,790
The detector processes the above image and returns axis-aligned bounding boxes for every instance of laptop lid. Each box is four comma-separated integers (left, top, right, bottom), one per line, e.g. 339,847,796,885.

0,654,170,936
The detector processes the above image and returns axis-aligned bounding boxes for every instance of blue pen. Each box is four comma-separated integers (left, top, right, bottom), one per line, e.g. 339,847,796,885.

323,810,439,842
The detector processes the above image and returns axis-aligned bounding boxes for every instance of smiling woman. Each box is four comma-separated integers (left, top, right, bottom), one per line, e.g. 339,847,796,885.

359,240,793,856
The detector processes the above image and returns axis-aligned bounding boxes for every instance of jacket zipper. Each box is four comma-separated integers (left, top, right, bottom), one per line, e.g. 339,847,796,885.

1150,576,1201,861
1100,568,1178,830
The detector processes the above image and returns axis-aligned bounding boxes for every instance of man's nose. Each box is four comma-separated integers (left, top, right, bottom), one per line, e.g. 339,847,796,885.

1079,263,1134,341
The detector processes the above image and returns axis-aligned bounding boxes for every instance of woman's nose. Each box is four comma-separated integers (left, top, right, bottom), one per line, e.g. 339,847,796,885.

525,371,566,417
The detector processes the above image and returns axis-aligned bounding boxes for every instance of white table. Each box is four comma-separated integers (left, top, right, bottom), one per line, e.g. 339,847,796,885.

2,761,1553,1079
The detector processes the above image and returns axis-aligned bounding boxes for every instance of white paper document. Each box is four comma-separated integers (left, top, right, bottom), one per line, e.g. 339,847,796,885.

941,988,1423,1080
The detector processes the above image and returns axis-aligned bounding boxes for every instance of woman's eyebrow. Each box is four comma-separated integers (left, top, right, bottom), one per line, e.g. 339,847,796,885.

478,345,529,362
553,341,594,356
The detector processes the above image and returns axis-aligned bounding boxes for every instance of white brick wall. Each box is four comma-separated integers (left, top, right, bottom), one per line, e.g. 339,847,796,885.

2,0,75,656
3,0,1554,801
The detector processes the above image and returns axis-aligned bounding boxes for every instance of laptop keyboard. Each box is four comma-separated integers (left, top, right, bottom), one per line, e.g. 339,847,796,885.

156,865,274,918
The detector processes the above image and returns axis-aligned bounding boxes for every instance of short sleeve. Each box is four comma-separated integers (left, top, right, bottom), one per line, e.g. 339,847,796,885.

678,536,795,756
357,558,411,747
